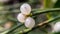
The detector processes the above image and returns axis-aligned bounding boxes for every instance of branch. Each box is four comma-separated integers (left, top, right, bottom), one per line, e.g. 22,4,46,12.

6,8,60,34
32,8,60,15
15,16,60,34
6,23,24,34
0,8,60,14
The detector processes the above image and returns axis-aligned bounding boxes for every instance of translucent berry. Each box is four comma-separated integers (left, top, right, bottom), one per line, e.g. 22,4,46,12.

17,13,26,23
20,3,31,15
25,17,35,29
52,22,60,32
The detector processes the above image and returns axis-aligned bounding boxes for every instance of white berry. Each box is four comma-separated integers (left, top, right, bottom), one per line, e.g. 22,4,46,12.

52,22,60,32
20,3,31,15
17,13,26,23
25,17,35,29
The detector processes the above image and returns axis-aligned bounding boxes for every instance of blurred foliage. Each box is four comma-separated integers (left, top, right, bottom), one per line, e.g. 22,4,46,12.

0,0,60,34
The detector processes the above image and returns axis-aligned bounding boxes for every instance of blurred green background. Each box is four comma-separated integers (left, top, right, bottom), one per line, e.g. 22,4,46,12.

0,0,60,34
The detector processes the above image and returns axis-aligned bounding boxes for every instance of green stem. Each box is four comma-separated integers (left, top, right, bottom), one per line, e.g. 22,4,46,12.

32,8,60,15
0,8,60,14
6,24,24,34
6,8,60,34
43,0,53,19
15,16,60,34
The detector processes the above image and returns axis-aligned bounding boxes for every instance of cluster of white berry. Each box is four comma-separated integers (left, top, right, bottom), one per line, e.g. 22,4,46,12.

17,3,35,29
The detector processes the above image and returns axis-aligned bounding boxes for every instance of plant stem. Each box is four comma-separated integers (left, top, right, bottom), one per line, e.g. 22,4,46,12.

6,8,60,34
32,8,60,15
6,23,24,34
15,16,60,34
0,8,60,14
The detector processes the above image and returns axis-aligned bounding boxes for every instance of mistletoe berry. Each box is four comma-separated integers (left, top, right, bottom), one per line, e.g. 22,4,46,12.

25,17,35,29
20,3,31,15
17,13,26,23
52,22,60,32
